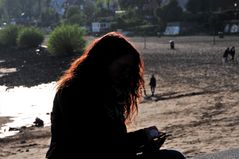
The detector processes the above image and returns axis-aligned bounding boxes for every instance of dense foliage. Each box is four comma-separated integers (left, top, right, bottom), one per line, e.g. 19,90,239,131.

47,24,86,56
17,27,44,48
0,25,21,47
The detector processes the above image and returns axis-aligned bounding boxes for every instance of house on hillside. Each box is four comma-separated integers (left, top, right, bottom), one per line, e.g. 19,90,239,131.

164,22,198,35
224,23,239,33
91,22,111,34
164,22,180,35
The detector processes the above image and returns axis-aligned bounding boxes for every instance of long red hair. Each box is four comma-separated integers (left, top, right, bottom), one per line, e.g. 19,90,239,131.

56,31,144,122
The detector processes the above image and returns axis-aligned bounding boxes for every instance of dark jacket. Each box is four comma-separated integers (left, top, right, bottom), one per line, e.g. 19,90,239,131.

149,76,156,87
46,86,148,159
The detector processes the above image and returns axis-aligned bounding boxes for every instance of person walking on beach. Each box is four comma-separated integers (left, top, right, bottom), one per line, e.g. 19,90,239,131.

149,74,156,96
169,40,175,49
46,32,185,159
229,46,235,62
222,47,230,63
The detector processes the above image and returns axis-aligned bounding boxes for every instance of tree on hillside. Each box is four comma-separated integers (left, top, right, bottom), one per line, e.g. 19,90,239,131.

156,0,183,24
63,5,86,26
187,0,238,13
186,0,210,13
83,0,97,25
40,8,59,27
0,0,53,25
0,0,6,22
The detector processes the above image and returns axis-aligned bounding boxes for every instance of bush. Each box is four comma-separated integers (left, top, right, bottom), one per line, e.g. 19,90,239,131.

47,24,86,56
0,25,22,47
17,27,44,48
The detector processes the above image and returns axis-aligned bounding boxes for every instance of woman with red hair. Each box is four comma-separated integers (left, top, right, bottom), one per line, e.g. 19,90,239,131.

46,32,185,159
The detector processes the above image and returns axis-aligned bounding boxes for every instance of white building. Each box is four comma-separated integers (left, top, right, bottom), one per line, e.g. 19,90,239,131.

92,22,111,33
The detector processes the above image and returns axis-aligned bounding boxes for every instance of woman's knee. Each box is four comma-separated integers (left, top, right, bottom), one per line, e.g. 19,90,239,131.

158,149,186,159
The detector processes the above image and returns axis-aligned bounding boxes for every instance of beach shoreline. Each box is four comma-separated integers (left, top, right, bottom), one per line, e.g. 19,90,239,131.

0,116,12,128
0,120,51,159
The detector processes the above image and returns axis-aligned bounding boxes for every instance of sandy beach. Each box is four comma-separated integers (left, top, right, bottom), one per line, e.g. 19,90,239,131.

0,35,239,159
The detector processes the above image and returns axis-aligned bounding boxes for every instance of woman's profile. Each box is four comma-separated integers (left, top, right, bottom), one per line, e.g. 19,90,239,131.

46,31,185,159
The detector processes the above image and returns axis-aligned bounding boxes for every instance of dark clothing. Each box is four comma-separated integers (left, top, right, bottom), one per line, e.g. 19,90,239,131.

149,75,156,96
46,86,185,159
46,86,150,159
230,47,235,61
137,149,185,159
149,76,156,88
223,48,230,63
170,40,175,49
223,48,230,58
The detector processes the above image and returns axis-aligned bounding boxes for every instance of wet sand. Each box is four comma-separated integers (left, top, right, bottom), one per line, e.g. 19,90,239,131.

0,116,12,128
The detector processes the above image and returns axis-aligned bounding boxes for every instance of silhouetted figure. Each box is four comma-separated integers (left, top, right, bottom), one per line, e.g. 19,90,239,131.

46,32,185,159
33,117,44,127
169,40,175,49
223,47,230,63
149,74,156,96
143,84,147,96
229,46,235,62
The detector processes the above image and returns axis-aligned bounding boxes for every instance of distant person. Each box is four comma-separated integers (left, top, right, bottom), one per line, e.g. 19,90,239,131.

46,32,185,159
143,84,147,96
169,40,175,49
222,47,230,63
229,46,235,62
149,74,156,96
33,117,44,127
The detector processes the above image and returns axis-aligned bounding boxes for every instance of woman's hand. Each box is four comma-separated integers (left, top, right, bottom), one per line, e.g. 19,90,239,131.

143,126,168,153
144,126,161,141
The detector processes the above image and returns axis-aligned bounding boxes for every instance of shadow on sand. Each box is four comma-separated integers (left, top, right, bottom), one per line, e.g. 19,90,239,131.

141,90,220,103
